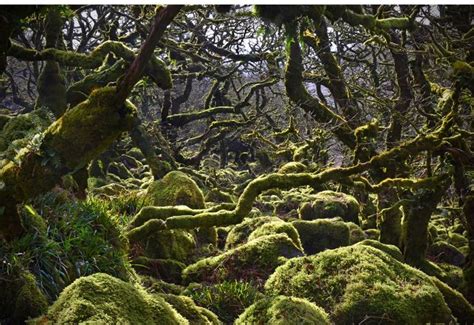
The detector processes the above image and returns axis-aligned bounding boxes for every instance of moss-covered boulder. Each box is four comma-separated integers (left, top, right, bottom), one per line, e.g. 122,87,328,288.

31,273,188,324
183,234,303,285
0,271,48,323
364,228,380,240
141,229,197,262
355,239,404,261
299,190,360,224
236,295,330,325
146,171,205,208
145,171,216,247
265,245,453,324
158,293,221,324
292,218,350,255
225,216,282,249
427,241,466,266
347,221,366,244
278,161,307,174
248,220,303,250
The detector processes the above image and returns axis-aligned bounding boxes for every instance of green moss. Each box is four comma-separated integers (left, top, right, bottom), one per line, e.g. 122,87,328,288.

278,161,307,174
31,273,188,324
41,86,137,170
133,256,186,284
248,220,303,250
427,241,465,266
205,188,234,204
0,271,48,323
347,221,366,244
225,216,282,249
184,280,262,324
0,109,52,155
265,245,453,324
448,232,468,248
140,275,184,295
145,170,216,245
355,239,404,261
236,295,331,325
364,228,380,240
292,218,350,255
431,276,474,323
436,263,464,289
157,293,221,324
183,234,303,285
140,229,197,262
298,190,360,224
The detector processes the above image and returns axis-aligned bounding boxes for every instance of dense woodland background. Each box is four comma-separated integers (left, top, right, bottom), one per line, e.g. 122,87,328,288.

0,4,473,324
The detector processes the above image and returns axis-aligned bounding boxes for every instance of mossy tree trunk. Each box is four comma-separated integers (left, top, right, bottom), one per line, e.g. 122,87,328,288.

0,5,182,240
402,181,450,267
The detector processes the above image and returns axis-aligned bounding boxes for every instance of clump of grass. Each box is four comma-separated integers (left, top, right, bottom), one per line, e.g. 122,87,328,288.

0,191,134,301
184,280,263,324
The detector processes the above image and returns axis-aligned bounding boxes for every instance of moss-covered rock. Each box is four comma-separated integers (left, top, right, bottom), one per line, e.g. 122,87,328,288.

248,220,303,250
292,218,350,255
364,228,380,240
141,229,197,262
235,295,330,325
146,171,205,209
265,245,453,324
347,221,366,244
145,171,216,247
158,293,221,324
278,161,307,174
427,241,466,266
355,239,404,261
298,190,360,224
31,273,188,324
225,216,282,249
183,234,303,285
0,271,48,323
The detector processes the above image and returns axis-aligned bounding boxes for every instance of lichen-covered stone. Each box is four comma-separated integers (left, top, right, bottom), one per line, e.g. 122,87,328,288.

248,220,303,251
265,245,453,324
298,190,360,224
292,218,350,255
235,295,330,325
183,234,303,285
31,273,188,324
225,216,282,249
